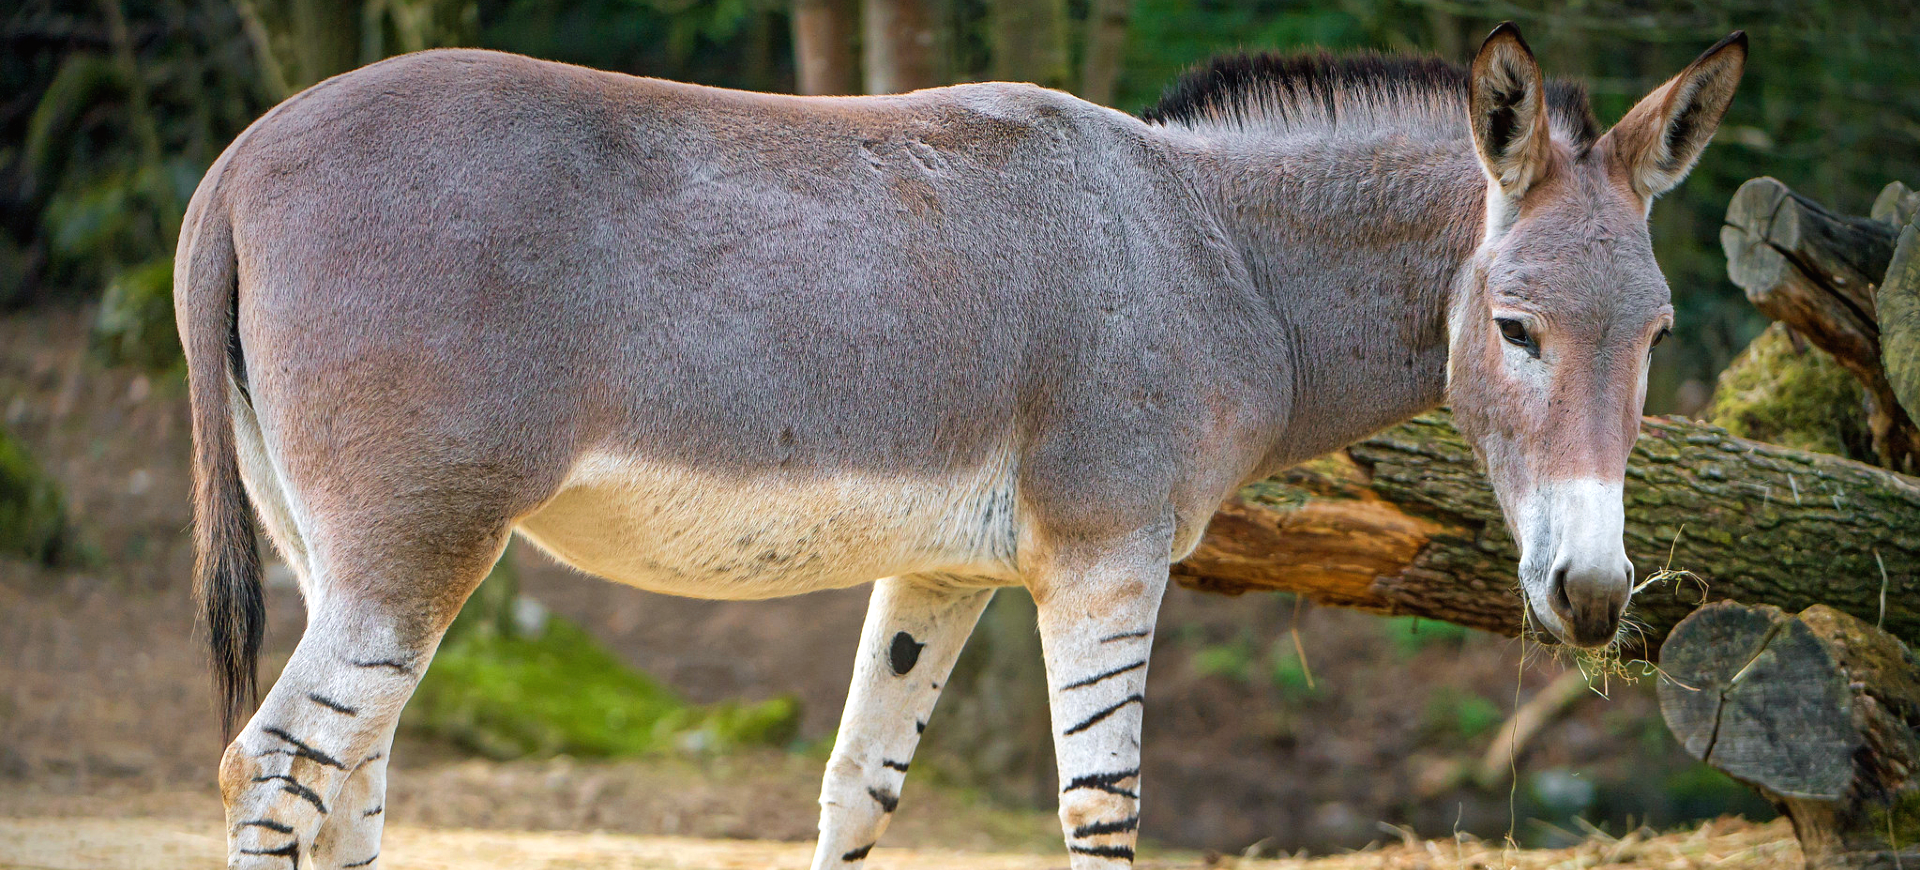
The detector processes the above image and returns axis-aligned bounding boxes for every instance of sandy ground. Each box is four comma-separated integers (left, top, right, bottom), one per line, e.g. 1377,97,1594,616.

0,816,1799,870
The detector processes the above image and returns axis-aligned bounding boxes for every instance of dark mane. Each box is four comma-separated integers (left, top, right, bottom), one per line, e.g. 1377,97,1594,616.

1142,51,1598,151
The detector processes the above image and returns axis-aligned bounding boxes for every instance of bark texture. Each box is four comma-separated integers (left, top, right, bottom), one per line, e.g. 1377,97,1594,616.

1876,218,1920,423
791,0,857,95
1722,176,1918,470
1173,412,1920,656
1658,603,1920,869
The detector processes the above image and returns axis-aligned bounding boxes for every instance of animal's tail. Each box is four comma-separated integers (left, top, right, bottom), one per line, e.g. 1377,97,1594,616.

174,172,262,741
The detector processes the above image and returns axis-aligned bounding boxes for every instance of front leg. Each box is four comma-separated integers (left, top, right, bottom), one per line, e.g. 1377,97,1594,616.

1032,530,1170,868
810,575,993,869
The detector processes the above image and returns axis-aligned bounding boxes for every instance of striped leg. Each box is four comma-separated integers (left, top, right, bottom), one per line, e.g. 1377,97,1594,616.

810,576,993,869
222,600,437,870
1034,544,1168,868
308,723,396,869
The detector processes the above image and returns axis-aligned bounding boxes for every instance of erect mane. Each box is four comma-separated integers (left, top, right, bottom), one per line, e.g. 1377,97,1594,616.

1142,50,1598,152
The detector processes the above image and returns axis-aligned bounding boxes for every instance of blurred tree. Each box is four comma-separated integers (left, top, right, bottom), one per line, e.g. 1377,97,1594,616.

792,0,857,94
987,0,1067,89
863,0,939,93
1078,0,1130,105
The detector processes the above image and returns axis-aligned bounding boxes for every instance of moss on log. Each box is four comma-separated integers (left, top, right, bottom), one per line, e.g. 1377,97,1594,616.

1706,323,1873,462
1173,412,1920,656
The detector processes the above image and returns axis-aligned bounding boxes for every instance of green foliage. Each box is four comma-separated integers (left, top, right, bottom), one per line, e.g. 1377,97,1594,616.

1381,615,1471,658
0,425,71,565
405,614,799,759
1265,645,1320,699
1190,633,1257,684
1421,686,1502,742
1705,322,1872,460
93,256,181,372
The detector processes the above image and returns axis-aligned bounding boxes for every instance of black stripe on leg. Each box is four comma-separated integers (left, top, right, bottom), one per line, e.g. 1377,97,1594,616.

362,805,384,818
240,818,294,834
1098,629,1151,643
240,840,300,867
881,759,909,773
841,842,874,862
914,719,926,734
1062,769,1139,799
251,774,327,814
1073,816,1139,838
349,657,414,675
306,693,358,716
1062,694,1144,736
261,727,346,769
1060,660,1147,691
867,786,899,813
342,853,379,868
1070,843,1135,860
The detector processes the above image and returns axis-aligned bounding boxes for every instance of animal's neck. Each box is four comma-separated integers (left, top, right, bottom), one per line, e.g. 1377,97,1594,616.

1177,129,1487,468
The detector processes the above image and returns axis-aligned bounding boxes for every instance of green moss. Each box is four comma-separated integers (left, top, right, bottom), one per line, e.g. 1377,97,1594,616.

404,614,798,759
1705,323,1872,461
0,425,70,565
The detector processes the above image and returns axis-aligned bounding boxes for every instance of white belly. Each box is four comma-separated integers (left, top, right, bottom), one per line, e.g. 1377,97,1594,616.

515,450,1021,599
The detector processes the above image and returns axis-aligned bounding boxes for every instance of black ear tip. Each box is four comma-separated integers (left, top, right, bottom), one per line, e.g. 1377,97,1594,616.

1708,30,1749,56
1481,21,1532,54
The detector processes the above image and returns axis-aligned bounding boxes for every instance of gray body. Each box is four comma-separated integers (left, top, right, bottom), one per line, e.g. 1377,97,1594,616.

179,33,1745,869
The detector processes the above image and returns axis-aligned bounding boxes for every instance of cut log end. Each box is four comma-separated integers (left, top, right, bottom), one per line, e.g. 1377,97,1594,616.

1659,603,1920,869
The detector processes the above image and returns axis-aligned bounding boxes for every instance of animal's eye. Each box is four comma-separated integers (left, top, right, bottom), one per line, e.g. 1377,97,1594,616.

1652,327,1672,348
1496,318,1538,357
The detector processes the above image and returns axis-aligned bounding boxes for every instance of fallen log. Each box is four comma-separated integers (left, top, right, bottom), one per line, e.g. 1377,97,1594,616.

1721,176,1920,470
1658,602,1920,870
1173,412,1920,656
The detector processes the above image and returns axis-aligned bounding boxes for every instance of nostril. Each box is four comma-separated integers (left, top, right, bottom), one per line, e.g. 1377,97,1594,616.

1551,564,1572,614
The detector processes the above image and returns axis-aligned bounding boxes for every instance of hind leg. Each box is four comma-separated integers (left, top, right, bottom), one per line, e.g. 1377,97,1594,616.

222,537,502,869
810,575,993,869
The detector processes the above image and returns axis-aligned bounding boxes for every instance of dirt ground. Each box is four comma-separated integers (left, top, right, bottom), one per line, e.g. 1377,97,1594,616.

0,816,1800,870
1,308,1772,859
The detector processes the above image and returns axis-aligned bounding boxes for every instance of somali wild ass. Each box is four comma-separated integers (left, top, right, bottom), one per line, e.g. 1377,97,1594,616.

176,23,1745,869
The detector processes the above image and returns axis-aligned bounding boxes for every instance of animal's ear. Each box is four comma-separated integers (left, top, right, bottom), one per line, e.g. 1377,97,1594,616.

1599,32,1747,201
1468,23,1552,205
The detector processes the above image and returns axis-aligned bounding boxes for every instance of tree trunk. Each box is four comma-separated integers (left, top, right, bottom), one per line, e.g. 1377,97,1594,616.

1173,412,1920,656
792,0,858,95
986,0,1067,89
863,0,940,94
1658,602,1920,869
1077,0,1129,105
1722,176,1919,471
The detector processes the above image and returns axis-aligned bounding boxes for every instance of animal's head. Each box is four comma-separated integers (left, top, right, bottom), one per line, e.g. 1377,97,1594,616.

1446,24,1745,648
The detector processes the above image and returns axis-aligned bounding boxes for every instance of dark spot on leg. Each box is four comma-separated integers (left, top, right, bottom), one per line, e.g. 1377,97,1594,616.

867,786,899,813
362,805,384,818
841,842,874,862
342,853,378,868
881,759,909,772
888,631,923,676
914,719,926,734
